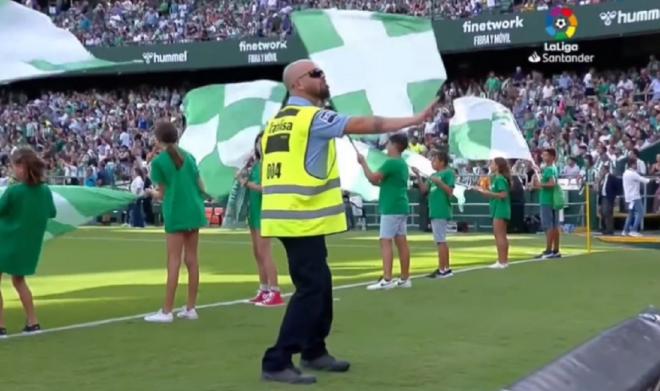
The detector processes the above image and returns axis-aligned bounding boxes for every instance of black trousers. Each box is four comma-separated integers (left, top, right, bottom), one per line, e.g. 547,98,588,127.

262,235,333,372
600,198,614,235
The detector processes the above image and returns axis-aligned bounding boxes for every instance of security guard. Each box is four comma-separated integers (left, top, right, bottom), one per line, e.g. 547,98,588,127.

260,59,437,384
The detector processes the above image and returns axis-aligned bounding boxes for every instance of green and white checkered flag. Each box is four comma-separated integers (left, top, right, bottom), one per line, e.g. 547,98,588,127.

0,0,120,84
449,97,533,161
179,81,286,199
292,10,446,119
337,137,435,201
0,186,136,241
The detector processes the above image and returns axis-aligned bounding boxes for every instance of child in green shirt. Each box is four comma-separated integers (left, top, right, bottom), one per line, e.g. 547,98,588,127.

239,132,284,308
531,148,562,259
358,134,412,290
144,121,208,323
414,150,455,278
475,158,512,269
0,147,56,337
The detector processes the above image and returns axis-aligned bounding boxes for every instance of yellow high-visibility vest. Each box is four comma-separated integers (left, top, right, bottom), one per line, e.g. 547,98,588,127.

260,105,347,238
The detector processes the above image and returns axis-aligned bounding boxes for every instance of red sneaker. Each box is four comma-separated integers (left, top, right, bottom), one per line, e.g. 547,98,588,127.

249,290,269,304
256,291,286,307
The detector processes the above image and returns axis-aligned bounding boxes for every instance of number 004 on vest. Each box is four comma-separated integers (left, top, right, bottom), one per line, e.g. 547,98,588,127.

260,105,347,238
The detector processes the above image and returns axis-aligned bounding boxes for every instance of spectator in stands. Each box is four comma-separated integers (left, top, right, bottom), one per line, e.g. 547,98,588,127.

562,157,580,179
651,154,660,213
649,70,660,102
408,136,426,155
84,167,96,187
621,158,651,237
96,160,110,187
629,149,647,175
584,68,595,97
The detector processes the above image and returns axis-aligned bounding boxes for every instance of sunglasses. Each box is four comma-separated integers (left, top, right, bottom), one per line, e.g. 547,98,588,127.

298,69,325,81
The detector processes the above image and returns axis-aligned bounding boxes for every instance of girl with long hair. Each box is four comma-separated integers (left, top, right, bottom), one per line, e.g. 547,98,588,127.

0,147,56,337
475,158,512,269
238,132,284,307
144,121,208,323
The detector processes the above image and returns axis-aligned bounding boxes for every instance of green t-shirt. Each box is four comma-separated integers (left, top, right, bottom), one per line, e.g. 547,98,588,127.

560,114,573,127
247,162,262,231
150,148,208,233
523,118,538,141
428,168,455,220
485,77,501,92
490,175,511,220
378,157,409,215
539,165,558,206
0,183,56,276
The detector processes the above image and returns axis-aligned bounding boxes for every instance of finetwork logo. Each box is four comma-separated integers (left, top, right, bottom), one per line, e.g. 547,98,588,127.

599,8,660,26
239,40,289,64
462,16,525,47
545,6,579,40
142,51,188,64
238,40,288,52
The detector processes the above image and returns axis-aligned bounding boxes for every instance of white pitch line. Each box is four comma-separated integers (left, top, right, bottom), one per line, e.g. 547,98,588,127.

3,254,580,340
57,236,454,249
60,235,383,249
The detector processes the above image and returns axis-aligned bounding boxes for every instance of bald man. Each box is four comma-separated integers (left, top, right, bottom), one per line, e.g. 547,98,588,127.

260,59,436,384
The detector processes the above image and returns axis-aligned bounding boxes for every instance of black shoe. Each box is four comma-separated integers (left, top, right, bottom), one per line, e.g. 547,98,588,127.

0,327,7,339
261,367,316,384
22,324,41,334
301,354,351,372
534,251,552,259
550,251,562,259
427,269,442,279
440,269,454,278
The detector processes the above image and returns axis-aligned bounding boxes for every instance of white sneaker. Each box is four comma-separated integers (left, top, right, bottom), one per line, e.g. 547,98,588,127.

395,278,412,288
488,262,509,269
629,232,643,237
144,310,174,323
176,307,199,320
621,231,629,236
366,278,396,291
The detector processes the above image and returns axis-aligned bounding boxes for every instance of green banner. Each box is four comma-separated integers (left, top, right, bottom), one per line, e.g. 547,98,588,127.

433,0,660,53
86,36,306,74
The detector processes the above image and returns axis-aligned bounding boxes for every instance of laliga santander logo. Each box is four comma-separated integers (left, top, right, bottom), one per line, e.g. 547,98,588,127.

545,6,579,41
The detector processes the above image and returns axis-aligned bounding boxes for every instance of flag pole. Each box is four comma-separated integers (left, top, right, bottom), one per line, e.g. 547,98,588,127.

585,181,592,254
345,135,360,154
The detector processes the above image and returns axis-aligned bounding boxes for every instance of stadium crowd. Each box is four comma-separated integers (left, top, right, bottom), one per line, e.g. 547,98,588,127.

2,58,659,193
21,0,608,47
414,58,660,181
0,87,185,186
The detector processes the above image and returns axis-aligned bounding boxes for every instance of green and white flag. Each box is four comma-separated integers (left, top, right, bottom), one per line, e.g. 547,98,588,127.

0,0,117,84
449,97,532,161
292,10,446,120
180,80,439,202
0,186,135,241
336,137,434,201
179,81,286,199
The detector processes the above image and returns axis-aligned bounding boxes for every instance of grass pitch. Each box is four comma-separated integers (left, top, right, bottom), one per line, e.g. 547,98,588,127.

1,228,658,391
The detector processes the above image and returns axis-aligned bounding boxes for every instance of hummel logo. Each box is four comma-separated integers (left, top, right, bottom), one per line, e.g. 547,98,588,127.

599,11,617,26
